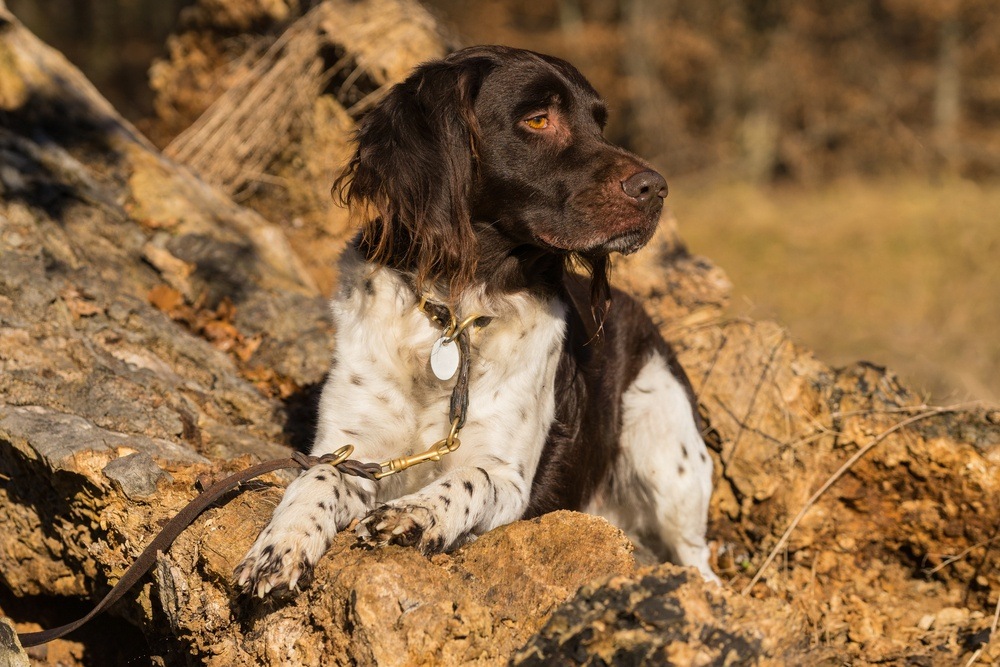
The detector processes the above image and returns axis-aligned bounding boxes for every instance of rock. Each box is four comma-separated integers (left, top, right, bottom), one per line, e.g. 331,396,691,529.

0,406,206,472
513,565,816,665
145,507,638,666
0,0,330,468
0,2,999,666
0,0,325,620
102,452,172,501
935,606,970,628
0,618,29,667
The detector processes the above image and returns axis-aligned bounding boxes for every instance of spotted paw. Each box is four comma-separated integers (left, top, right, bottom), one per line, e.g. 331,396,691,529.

234,515,333,598
355,504,446,553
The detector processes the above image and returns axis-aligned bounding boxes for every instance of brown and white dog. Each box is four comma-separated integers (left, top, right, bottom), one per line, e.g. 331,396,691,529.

235,45,717,596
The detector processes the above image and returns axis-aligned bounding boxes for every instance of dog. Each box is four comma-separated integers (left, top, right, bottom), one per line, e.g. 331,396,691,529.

235,45,717,596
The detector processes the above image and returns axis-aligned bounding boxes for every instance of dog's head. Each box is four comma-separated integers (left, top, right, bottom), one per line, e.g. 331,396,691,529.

336,45,666,303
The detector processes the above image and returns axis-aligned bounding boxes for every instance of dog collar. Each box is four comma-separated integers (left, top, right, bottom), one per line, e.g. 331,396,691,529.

417,295,491,382
417,295,493,332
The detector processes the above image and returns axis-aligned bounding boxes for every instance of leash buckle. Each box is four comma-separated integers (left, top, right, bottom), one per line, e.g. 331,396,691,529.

292,444,355,470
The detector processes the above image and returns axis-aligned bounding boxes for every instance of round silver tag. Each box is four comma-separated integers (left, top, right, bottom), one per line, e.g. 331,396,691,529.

430,337,460,381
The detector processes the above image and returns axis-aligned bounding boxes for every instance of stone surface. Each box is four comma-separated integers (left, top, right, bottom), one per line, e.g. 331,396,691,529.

514,566,814,666
0,3,998,666
0,618,29,667
102,452,172,501
0,0,331,467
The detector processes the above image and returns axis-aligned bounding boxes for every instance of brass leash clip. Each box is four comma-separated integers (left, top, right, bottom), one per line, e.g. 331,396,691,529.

371,296,484,480
447,313,482,342
375,418,462,479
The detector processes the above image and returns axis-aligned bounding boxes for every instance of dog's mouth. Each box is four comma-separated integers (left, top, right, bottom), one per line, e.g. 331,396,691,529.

532,227,656,257
574,216,660,257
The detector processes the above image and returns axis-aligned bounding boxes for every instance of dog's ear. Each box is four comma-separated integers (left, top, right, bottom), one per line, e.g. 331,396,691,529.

335,56,493,299
576,253,611,339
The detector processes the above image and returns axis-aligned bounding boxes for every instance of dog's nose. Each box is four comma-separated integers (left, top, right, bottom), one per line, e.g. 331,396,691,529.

621,170,667,204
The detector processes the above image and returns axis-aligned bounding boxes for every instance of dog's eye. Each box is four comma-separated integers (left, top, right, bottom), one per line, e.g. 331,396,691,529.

524,115,549,130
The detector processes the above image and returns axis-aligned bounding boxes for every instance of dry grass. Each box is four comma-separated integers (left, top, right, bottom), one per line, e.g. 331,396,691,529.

668,177,1000,404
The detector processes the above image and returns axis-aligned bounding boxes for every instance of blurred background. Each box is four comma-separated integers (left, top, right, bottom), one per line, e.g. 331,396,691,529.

9,0,1000,403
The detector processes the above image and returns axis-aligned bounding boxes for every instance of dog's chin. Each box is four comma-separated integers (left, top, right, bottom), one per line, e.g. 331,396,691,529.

530,217,658,257
587,223,658,257
599,230,652,256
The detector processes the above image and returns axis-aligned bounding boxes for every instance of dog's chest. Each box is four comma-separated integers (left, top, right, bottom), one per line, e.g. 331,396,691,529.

327,255,567,476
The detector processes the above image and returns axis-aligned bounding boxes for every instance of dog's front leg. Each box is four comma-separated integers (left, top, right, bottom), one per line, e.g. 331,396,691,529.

235,347,411,597
234,464,377,596
354,299,568,553
356,463,529,553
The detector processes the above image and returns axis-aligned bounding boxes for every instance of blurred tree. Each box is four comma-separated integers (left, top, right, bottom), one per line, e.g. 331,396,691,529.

7,0,194,118
429,0,1000,181
6,0,1000,181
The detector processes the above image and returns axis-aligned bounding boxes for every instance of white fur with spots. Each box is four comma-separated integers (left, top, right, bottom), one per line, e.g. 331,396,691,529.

236,248,566,595
236,248,718,596
583,350,718,583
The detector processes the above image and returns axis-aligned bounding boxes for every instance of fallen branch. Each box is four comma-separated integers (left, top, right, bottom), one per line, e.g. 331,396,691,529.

924,535,1000,577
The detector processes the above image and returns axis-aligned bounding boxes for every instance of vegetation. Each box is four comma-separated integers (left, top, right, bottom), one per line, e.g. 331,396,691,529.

673,176,1000,402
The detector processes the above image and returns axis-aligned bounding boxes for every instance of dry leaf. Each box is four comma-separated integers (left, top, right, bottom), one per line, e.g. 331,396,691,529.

148,284,185,313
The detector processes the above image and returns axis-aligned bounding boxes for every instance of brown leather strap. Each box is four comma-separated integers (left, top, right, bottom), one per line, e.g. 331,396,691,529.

449,329,472,429
17,452,379,648
415,293,485,432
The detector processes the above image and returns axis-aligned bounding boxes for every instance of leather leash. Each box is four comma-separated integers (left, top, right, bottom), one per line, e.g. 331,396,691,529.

16,451,380,648
16,296,485,649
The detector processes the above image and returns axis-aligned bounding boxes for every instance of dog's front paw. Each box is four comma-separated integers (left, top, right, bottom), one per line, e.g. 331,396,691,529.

355,504,447,554
234,517,332,598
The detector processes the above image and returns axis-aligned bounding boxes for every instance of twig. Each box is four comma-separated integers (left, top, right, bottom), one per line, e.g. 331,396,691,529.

781,427,841,451
829,401,981,420
724,333,786,465
345,82,394,116
693,326,728,404
964,594,1000,667
924,535,1000,576
712,398,784,446
741,404,962,596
